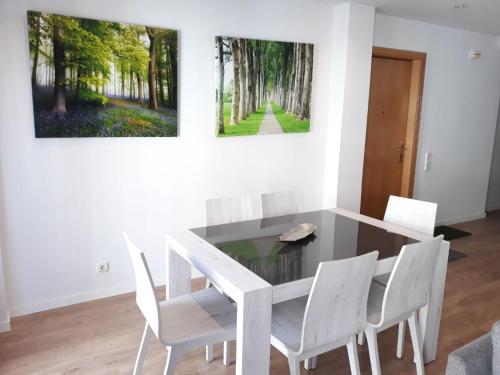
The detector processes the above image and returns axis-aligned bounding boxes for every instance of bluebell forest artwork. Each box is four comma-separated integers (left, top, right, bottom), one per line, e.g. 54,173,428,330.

28,11,178,137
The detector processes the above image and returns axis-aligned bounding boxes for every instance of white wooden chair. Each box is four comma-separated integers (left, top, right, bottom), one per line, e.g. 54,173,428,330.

260,191,298,218
206,196,253,226
271,251,379,375
124,233,237,375
371,195,438,358
384,195,437,236
364,235,444,375
205,195,254,365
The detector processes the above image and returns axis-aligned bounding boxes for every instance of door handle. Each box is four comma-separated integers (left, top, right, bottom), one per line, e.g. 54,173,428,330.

395,142,406,163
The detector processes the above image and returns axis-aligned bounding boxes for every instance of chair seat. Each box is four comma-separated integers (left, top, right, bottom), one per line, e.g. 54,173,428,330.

367,280,386,325
159,287,237,346
271,296,308,352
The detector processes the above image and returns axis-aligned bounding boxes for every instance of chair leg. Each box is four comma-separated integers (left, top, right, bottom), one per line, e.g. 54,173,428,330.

288,354,300,375
223,341,231,366
133,323,152,375
358,332,365,345
408,312,425,375
163,347,180,375
397,320,406,359
365,327,382,375
205,344,213,362
347,335,361,375
304,356,317,370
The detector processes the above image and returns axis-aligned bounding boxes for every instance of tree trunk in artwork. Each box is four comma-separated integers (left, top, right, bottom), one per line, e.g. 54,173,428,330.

281,44,292,109
292,44,304,116
295,44,306,117
217,36,225,134
157,42,166,105
251,43,257,112
165,52,173,105
76,68,82,94
167,39,177,109
31,13,41,87
298,44,313,120
121,63,126,97
230,38,241,126
146,27,159,111
102,72,106,95
247,42,255,114
129,68,134,100
261,52,265,105
291,44,299,114
52,21,67,113
239,39,247,121
137,73,144,104
255,41,261,108
285,43,297,112
157,63,165,105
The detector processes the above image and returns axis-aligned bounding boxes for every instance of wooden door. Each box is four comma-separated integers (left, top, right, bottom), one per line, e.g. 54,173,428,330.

361,56,413,219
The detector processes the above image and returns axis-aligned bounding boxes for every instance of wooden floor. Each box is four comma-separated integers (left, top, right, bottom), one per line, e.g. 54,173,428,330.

1,211,500,374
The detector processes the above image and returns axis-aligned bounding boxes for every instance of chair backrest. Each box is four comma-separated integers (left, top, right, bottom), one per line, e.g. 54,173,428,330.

123,232,161,337
299,251,379,354
206,196,253,226
260,191,298,218
379,235,444,325
384,195,437,235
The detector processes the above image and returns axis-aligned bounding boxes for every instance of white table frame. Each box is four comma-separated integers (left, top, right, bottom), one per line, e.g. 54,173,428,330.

165,208,450,374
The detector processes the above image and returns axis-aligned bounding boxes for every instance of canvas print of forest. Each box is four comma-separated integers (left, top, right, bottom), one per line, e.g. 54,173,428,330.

28,11,177,137
215,36,313,137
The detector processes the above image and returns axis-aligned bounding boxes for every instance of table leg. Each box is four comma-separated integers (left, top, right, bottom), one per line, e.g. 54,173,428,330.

236,287,273,375
421,241,450,363
166,241,191,299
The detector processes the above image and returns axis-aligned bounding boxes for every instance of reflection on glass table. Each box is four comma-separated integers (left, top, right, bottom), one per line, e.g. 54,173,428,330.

191,210,415,286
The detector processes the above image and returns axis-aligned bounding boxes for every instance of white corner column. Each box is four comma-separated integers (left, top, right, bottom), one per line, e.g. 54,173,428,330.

323,2,375,211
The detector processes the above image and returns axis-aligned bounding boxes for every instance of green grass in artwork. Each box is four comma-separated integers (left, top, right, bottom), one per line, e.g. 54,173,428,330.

218,102,267,137
271,102,310,133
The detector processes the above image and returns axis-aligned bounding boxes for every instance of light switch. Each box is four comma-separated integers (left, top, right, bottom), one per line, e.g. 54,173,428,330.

424,152,431,171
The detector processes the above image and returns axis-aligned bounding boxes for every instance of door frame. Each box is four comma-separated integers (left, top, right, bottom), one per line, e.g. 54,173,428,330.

370,46,426,198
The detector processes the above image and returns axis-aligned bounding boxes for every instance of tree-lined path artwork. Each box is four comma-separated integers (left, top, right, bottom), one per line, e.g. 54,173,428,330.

215,36,314,137
27,11,178,137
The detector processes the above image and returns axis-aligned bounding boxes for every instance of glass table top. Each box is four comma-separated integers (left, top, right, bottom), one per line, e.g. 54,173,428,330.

190,210,416,286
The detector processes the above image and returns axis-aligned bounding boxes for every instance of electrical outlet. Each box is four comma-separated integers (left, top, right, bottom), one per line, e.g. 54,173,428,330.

97,262,109,273
424,152,432,171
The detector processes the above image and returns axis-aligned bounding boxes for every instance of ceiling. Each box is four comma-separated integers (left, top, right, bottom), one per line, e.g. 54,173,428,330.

321,0,500,36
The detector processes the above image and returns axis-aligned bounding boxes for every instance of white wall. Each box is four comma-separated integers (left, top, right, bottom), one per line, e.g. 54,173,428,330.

373,14,500,224
486,102,500,211
0,0,335,316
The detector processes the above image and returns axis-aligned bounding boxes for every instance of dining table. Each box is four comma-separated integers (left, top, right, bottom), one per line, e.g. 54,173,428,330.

165,207,450,375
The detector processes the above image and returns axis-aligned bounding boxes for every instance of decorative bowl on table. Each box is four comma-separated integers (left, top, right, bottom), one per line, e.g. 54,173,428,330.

278,223,318,242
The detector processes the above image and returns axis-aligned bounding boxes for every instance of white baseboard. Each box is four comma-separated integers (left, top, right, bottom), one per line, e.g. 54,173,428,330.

10,275,164,318
9,268,204,318
436,212,486,226
0,317,11,332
